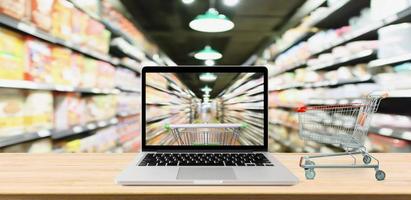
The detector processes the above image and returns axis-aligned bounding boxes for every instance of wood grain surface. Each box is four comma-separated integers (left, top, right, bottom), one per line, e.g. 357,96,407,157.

0,153,410,200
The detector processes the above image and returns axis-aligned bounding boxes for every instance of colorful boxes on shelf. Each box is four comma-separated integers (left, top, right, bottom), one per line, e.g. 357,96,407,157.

0,28,25,80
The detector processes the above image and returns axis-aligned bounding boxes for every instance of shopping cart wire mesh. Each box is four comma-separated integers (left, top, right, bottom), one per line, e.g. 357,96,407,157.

296,94,387,181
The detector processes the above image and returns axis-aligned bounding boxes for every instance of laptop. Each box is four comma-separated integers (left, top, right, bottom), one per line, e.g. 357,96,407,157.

116,66,298,185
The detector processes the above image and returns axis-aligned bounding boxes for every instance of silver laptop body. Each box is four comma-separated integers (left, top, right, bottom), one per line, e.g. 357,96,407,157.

116,66,298,185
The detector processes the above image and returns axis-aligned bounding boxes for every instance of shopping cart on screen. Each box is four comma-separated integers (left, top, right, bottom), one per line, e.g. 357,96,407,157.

296,94,387,181
165,124,245,145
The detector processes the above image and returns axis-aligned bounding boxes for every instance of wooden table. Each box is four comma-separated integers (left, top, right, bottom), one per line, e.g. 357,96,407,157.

0,153,410,200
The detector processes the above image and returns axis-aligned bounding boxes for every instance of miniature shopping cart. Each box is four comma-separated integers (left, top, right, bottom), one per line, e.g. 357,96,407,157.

296,94,387,181
166,124,244,145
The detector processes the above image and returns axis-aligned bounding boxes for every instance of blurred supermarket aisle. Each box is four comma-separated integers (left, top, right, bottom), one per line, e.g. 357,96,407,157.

145,72,264,146
0,0,411,153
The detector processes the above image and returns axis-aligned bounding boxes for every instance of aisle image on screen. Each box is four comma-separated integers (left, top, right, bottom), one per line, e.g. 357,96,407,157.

145,72,264,146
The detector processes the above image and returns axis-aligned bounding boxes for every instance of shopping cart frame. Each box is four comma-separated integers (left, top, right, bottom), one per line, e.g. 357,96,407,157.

296,94,387,181
166,124,244,146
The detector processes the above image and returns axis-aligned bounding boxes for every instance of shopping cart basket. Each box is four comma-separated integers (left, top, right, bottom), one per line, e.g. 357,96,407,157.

296,94,387,181
166,124,244,145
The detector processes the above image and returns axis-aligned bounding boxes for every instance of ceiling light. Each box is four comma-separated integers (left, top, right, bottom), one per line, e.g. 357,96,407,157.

205,59,215,66
201,86,212,94
189,8,234,32
182,0,195,4
199,73,217,82
194,45,222,60
223,0,239,7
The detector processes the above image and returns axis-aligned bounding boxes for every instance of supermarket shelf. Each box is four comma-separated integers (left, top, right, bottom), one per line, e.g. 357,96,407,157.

368,53,411,68
369,127,411,141
0,129,51,148
272,31,316,60
102,20,135,48
269,120,298,130
310,6,411,57
117,111,140,118
314,0,369,29
386,89,411,98
0,79,119,94
269,104,300,110
52,118,119,139
269,75,373,91
271,0,368,60
309,50,376,71
116,86,140,93
307,98,363,105
270,62,306,78
0,14,114,64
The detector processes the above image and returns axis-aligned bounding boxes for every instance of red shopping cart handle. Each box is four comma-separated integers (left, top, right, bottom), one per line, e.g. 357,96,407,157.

296,106,307,113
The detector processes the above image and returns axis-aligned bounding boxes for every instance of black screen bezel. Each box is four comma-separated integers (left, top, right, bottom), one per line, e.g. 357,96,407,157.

141,66,268,152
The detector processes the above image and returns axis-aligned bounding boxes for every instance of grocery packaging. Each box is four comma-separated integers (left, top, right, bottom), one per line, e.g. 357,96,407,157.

86,18,111,54
0,27,25,80
85,95,116,121
0,0,29,20
69,53,83,87
51,46,72,85
378,23,411,59
0,89,25,138
24,37,53,83
51,0,73,40
81,57,98,88
54,93,86,130
71,8,89,46
31,0,54,31
23,91,53,132
96,61,115,89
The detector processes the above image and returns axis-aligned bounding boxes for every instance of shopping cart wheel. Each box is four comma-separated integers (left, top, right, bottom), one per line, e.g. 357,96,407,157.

305,169,316,180
305,160,315,166
375,170,386,181
363,155,372,164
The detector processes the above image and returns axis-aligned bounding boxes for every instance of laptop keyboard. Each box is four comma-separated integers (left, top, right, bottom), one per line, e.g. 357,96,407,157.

138,153,274,166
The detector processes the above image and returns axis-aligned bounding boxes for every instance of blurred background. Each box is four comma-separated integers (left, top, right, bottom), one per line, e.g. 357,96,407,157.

0,0,410,153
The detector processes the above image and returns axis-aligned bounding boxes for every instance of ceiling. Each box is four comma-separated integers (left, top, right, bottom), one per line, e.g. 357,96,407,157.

176,73,240,98
121,0,305,65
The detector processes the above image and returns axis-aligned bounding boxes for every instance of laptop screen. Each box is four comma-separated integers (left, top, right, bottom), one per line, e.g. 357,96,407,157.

143,67,267,149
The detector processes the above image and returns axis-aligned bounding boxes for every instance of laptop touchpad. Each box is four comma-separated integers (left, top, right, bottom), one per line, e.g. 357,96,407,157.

177,167,236,180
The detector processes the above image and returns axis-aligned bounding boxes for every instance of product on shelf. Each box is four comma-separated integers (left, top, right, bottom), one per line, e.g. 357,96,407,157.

117,115,140,152
370,0,411,21
71,7,89,45
0,27,25,80
101,0,158,55
372,113,411,129
0,89,25,138
115,67,140,91
31,0,54,31
24,37,53,83
86,18,111,54
85,95,117,121
51,0,73,40
307,40,377,68
377,23,411,59
23,91,53,132
368,133,411,152
268,64,371,91
0,0,29,20
374,71,411,90
53,93,86,130
0,138,53,153
62,126,118,153
96,61,115,89
117,93,140,114
50,46,72,85
81,57,98,88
